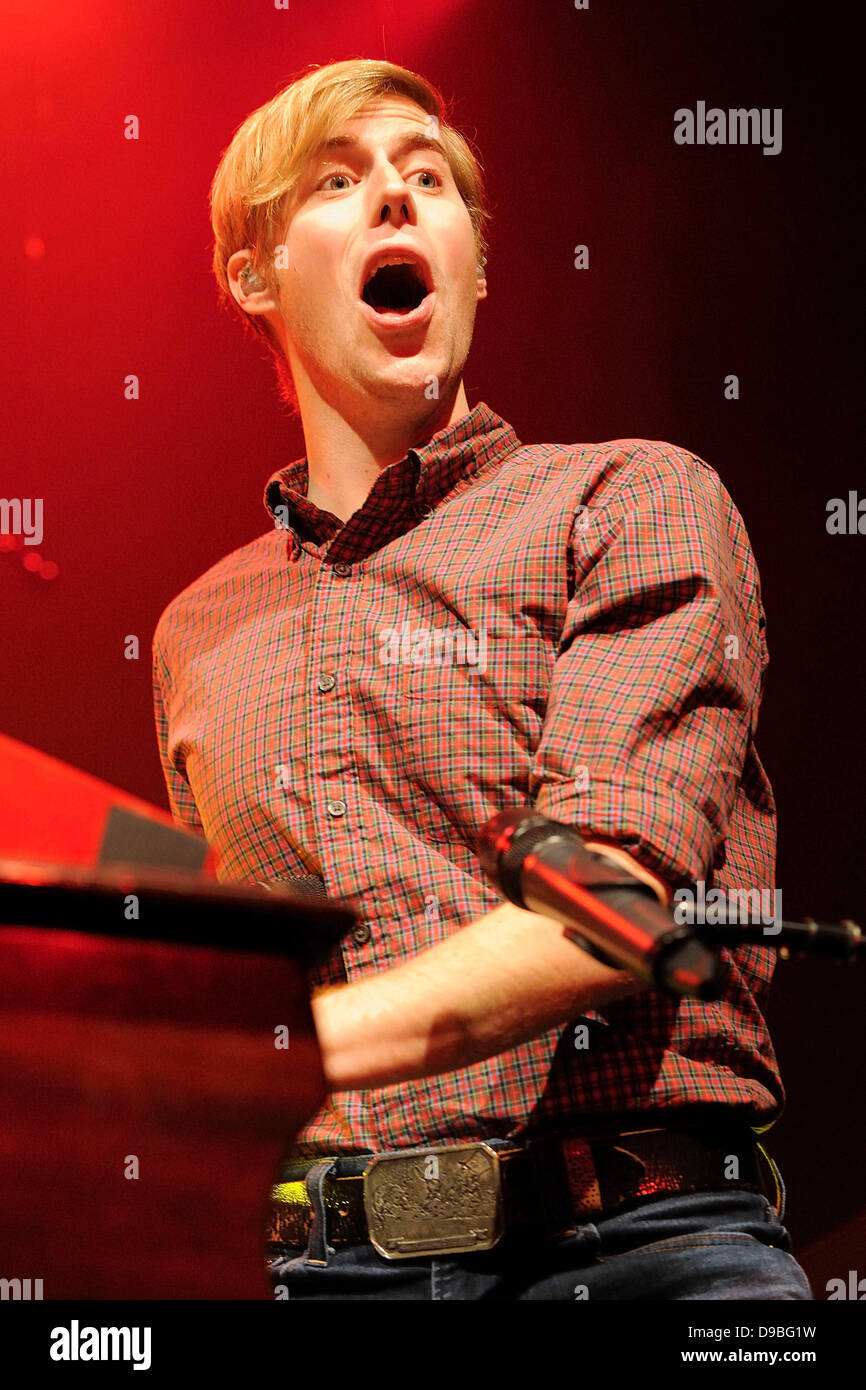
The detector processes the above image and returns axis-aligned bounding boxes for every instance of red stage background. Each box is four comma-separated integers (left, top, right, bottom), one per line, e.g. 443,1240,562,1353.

1,0,863,1292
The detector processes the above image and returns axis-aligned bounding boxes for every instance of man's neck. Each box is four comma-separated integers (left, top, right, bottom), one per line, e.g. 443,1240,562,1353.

299,382,472,524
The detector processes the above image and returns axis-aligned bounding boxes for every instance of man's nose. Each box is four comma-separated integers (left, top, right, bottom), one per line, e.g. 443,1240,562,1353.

379,200,409,223
373,166,416,226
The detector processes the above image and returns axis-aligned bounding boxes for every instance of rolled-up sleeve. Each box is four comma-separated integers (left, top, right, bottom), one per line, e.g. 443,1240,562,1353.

529,445,771,889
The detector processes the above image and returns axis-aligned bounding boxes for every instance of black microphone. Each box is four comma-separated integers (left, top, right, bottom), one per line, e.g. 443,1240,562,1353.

476,808,727,1000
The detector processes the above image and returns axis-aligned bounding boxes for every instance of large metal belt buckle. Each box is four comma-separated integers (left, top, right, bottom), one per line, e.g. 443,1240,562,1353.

363,1142,505,1260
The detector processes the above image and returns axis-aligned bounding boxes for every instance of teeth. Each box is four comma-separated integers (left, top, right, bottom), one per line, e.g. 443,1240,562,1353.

365,255,427,284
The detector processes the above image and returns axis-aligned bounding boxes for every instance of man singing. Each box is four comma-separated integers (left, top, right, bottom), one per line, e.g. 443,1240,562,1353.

152,58,813,1300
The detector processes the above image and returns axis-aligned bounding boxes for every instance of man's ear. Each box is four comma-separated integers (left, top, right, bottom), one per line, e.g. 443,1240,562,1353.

476,269,487,302
226,247,281,316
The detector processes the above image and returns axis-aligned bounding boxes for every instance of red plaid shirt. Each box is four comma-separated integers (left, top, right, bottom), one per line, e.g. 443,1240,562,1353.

153,401,783,1155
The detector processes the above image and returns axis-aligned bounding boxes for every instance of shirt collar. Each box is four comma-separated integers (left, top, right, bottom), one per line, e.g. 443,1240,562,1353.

263,401,521,543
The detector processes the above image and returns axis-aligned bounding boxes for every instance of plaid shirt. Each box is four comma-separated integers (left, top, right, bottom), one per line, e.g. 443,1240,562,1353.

152,401,783,1155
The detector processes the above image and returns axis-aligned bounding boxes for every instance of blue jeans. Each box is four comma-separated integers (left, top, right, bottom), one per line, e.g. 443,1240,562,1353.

267,1187,814,1300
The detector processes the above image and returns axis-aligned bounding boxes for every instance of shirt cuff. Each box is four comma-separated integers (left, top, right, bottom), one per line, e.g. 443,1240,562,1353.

532,775,716,890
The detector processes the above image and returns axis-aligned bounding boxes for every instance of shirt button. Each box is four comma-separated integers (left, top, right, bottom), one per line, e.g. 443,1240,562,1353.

351,922,372,946
317,673,336,692
326,799,347,817
332,561,352,577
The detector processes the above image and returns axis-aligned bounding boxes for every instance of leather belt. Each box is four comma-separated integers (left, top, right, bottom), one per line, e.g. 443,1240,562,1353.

266,1127,774,1262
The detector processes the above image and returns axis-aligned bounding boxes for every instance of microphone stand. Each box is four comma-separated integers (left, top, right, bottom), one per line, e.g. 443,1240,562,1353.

674,914,863,963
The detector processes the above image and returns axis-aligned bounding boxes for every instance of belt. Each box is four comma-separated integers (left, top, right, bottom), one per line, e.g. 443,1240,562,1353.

266,1126,775,1262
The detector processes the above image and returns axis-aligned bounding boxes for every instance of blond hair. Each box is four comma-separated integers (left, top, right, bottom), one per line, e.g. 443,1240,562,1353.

209,58,491,410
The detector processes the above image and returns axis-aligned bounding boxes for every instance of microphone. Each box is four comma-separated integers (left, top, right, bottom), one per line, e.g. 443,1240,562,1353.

476,809,728,1000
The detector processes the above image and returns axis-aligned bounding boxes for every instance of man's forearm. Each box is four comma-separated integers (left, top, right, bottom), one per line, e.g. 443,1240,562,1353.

311,879,652,1093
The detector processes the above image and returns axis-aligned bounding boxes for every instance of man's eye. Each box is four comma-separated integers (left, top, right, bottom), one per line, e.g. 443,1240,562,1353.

316,168,442,192
319,172,353,191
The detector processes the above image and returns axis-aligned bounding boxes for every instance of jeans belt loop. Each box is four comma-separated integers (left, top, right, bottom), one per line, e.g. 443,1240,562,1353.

301,1159,337,1266
528,1135,585,1237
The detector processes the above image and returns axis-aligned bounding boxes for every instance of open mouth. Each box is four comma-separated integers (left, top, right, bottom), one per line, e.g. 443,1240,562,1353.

361,259,431,315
